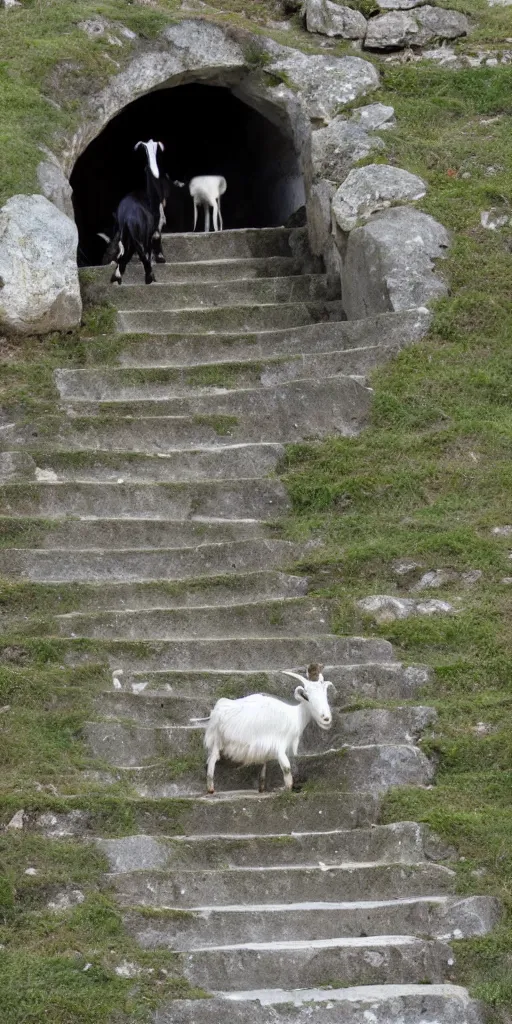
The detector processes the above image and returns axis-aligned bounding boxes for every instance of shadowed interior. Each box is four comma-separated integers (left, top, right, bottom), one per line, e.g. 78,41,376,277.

71,82,305,266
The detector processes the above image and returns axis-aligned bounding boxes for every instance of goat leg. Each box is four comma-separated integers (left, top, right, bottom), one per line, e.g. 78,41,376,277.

278,753,293,791
258,762,267,793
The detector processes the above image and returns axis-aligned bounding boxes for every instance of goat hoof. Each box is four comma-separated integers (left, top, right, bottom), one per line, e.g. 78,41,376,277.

155,254,166,264
145,276,156,285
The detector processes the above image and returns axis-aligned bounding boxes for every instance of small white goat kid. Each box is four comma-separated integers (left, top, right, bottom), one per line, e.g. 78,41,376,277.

204,668,334,795
189,175,227,232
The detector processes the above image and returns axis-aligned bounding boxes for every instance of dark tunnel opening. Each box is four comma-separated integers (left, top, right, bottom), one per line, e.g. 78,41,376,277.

71,83,306,266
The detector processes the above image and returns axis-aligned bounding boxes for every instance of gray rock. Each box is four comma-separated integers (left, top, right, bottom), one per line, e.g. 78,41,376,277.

392,559,422,575
378,0,425,7
306,0,367,39
0,195,81,336
341,206,449,319
481,208,509,230
492,525,512,536
365,6,469,48
6,809,25,830
350,102,396,130
47,889,85,913
37,149,74,219
415,599,456,615
312,118,385,182
357,595,416,623
412,569,459,591
437,896,503,939
415,5,469,43
357,594,456,622
267,50,380,122
332,163,426,231
365,10,421,47
306,179,338,269
461,569,483,585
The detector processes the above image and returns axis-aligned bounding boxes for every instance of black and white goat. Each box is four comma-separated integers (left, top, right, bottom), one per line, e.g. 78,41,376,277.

101,139,168,285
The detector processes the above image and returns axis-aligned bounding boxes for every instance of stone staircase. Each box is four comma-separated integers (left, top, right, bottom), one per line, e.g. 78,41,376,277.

0,226,499,1023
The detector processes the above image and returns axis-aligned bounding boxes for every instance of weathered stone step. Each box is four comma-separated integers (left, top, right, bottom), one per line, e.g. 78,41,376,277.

0,517,270,550
8,444,284,483
98,661,430,703
54,377,372,441
55,352,375,403
160,228,296,262
0,479,288,521
128,895,499,950
66,636,395,673
117,301,345,335
121,744,433,795
113,311,431,368
85,707,434,764
97,822,439,873
101,256,304,285
60,597,331,640
117,789,383,834
110,276,341,311
153,986,484,1024
181,936,456,992
0,539,297,583
111,862,455,909
0,574,307,616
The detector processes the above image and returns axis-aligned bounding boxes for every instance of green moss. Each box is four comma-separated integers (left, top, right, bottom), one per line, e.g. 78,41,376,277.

193,414,239,435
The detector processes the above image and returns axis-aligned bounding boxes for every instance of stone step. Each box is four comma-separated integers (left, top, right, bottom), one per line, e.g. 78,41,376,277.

128,895,499,950
119,744,433,795
181,935,454,992
138,789,381,834
0,517,270,551
65,636,396,673
0,539,297,583
11,444,284,484
110,276,341,311
112,311,431,368
0,573,308,615
97,822,439,873
160,228,295,262
97,662,430,717
0,479,289,522
100,256,304,285
117,301,345,335
110,862,455,909
55,352,376,404
59,597,331,640
53,377,372,441
153,986,484,1024
85,708,435,765
8,377,371,451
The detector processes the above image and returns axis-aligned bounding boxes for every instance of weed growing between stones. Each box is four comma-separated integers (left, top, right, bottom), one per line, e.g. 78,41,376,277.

282,63,512,1019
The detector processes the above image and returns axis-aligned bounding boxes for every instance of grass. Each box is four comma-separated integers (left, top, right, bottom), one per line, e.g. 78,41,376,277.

280,62,512,1018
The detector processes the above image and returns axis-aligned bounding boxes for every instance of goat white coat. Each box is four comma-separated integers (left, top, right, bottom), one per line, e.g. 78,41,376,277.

189,175,227,232
204,672,334,794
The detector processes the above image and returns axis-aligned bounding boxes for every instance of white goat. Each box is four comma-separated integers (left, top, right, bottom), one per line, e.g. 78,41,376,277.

189,175,227,232
204,666,335,795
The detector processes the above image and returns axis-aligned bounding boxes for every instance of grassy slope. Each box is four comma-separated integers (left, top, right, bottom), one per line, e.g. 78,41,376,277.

284,65,512,1013
2,1,512,1022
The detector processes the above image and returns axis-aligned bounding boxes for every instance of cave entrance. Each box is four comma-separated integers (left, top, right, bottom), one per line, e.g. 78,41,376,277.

71,82,306,266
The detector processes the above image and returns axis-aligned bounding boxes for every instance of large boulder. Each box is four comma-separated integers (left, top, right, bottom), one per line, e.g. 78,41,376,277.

364,6,469,49
306,0,367,39
267,50,380,123
341,206,449,319
332,163,426,231
312,118,385,182
0,195,82,336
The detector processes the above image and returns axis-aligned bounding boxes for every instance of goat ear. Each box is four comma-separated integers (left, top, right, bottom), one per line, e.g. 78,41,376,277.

294,685,309,703
283,670,308,686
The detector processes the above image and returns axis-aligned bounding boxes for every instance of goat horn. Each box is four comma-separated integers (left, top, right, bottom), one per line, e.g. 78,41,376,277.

282,670,308,685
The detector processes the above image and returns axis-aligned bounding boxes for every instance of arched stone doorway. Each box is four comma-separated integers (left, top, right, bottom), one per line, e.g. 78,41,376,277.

71,80,306,266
